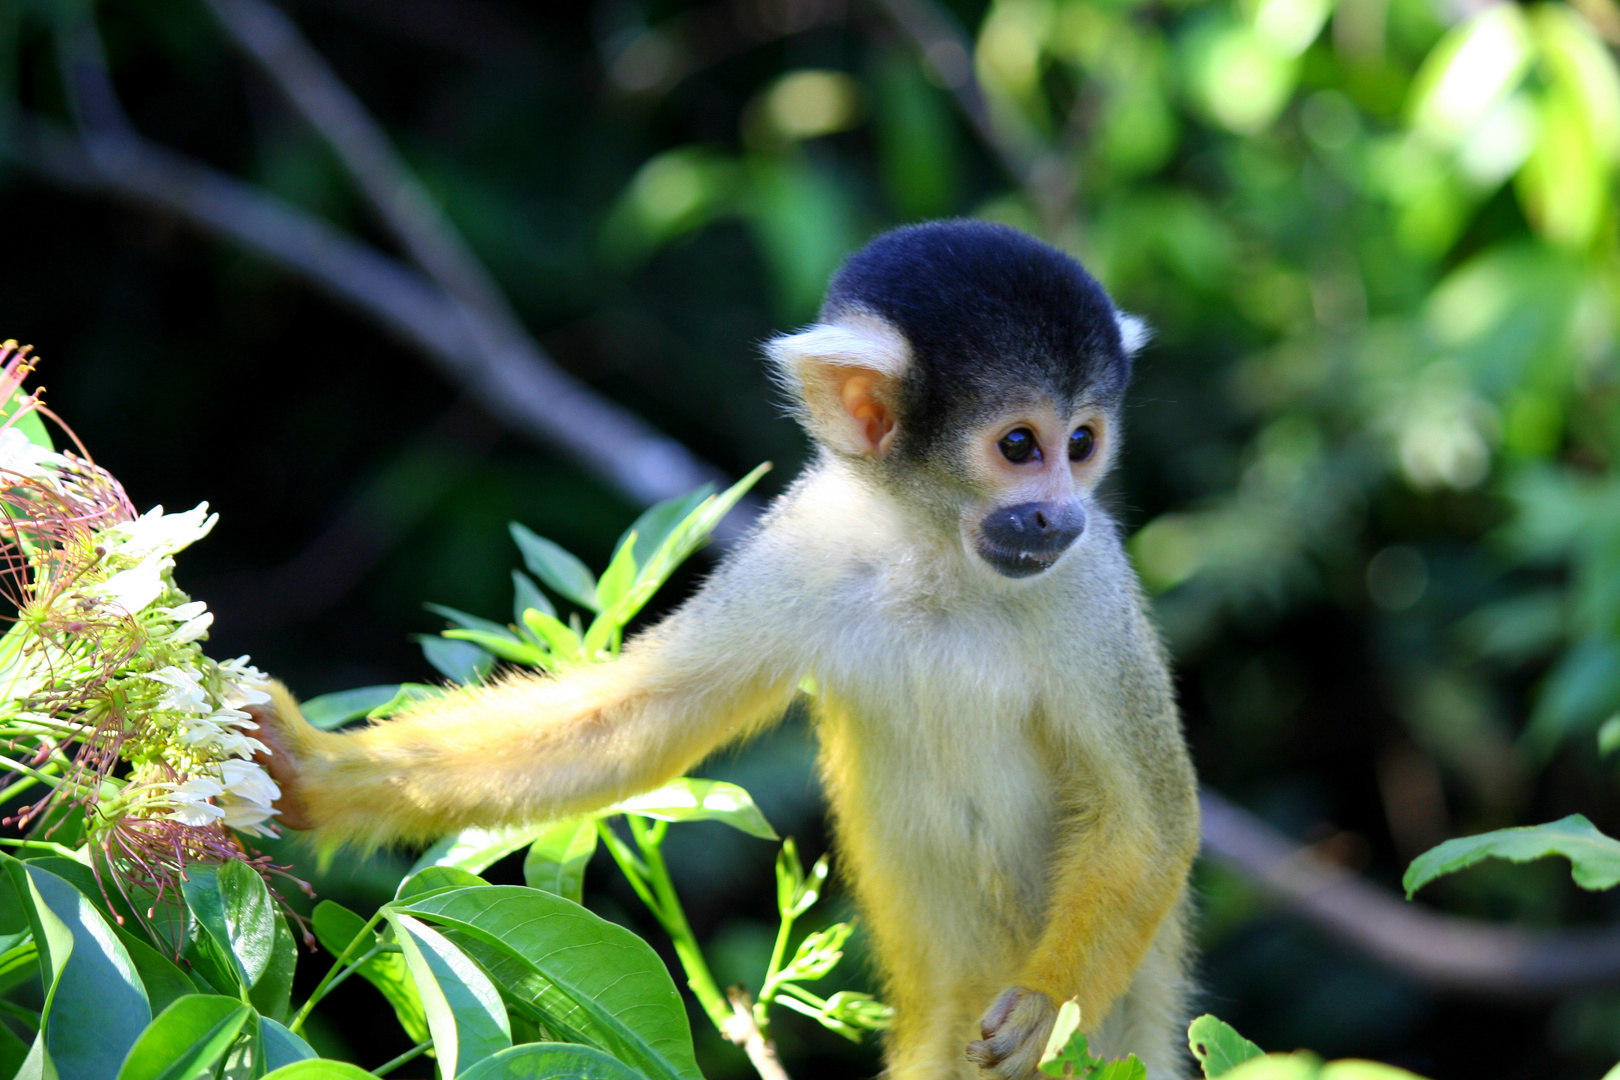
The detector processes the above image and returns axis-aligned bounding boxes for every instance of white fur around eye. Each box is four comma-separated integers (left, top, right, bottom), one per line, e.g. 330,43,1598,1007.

1116,312,1151,356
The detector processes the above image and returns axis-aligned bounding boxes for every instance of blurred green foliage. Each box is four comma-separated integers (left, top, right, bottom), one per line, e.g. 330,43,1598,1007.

5,0,1620,1074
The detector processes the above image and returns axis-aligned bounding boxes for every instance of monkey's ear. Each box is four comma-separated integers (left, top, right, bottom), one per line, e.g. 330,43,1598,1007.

1116,312,1152,356
766,315,909,456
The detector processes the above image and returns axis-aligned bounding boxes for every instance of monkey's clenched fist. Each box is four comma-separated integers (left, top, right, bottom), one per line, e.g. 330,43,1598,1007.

966,988,1058,1079
256,221,1200,1079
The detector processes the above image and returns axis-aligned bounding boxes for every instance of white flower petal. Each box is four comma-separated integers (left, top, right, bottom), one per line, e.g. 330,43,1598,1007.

168,611,214,644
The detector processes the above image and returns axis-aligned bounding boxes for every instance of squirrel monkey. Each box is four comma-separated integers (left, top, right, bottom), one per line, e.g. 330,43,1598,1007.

254,221,1200,1079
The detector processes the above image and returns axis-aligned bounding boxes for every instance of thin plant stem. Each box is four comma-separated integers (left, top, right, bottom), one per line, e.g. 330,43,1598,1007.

0,837,80,857
288,909,384,1034
625,814,731,1033
371,1040,430,1076
755,907,797,1022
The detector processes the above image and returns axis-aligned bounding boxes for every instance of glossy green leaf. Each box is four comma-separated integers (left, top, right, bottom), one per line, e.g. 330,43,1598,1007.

367,683,448,719
594,535,639,615
521,608,584,662
1189,1015,1264,1077
112,926,196,1015
417,634,496,686
622,487,712,568
260,1020,316,1071
510,524,598,611
249,912,297,1021
113,995,250,1080
444,628,548,667
1039,999,1101,1077
260,1061,376,1080
411,824,554,877
511,571,554,622
456,1043,651,1080
394,886,700,1080
1403,814,1620,896
182,862,276,990
522,819,598,904
310,901,428,1044
389,913,511,1079
300,686,401,731
13,1033,57,1080
623,466,769,615
0,1021,28,1080
614,778,778,840
398,866,491,900
13,860,150,1080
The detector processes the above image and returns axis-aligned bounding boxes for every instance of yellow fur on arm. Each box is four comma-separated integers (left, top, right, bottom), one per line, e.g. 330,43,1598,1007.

272,643,798,853
1015,774,1199,1031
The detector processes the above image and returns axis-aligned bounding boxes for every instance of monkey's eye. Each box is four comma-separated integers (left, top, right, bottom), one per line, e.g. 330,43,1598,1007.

1068,426,1097,462
998,428,1039,463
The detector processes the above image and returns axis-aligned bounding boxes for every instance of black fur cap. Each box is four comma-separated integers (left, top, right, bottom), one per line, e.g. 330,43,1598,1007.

821,220,1133,461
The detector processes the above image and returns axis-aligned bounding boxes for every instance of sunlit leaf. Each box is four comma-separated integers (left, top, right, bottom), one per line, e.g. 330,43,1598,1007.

614,778,777,840
456,1043,651,1080
311,902,428,1044
1188,1014,1264,1077
389,913,511,1079
112,995,250,1080
300,686,401,731
522,818,598,904
1404,814,1620,896
411,823,554,877
393,886,700,1080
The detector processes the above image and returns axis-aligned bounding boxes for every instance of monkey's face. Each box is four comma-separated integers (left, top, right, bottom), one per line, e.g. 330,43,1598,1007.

959,399,1114,579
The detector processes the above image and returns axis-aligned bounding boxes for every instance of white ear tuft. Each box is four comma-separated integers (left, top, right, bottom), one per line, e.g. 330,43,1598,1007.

1116,312,1152,356
765,312,910,457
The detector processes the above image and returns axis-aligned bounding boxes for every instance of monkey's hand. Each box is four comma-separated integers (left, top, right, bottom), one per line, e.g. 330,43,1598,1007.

246,680,323,832
965,987,1057,1079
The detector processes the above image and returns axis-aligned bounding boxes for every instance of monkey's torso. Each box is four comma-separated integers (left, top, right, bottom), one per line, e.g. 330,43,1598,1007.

731,462,1196,1079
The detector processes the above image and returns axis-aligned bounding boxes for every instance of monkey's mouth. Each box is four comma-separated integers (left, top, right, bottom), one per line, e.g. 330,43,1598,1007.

973,500,1086,578
973,541,1065,578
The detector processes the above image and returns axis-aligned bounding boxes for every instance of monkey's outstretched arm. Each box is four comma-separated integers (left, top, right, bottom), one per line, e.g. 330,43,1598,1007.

258,542,809,851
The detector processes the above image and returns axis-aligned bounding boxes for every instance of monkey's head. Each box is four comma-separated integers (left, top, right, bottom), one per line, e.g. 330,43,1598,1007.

767,220,1148,580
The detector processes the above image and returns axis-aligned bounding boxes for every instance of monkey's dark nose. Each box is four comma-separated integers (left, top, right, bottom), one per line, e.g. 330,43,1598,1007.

975,501,1086,577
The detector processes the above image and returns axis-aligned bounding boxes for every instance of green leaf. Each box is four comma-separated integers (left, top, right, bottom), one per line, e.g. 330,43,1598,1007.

0,1020,28,1080
425,603,523,642
614,778,778,840
259,1020,316,1072
0,864,32,955
300,686,401,731
367,684,448,719
443,629,548,667
521,609,584,662
389,913,511,1079
398,866,491,900
522,819,598,904
260,1061,377,1080
113,995,251,1080
249,912,298,1021
509,525,599,611
310,901,428,1045
1189,1015,1265,1077
1091,1060,1148,1080
1039,999,1101,1077
622,487,713,569
417,635,496,686
182,862,277,991
595,534,639,614
1403,814,1620,896
393,886,700,1080
411,824,554,877
456,1043,652,1080
11,859,150,1080
1,391,52,453
621,466,769,617
113,926,197,1015
14,1033,57,1080
511,571,554,622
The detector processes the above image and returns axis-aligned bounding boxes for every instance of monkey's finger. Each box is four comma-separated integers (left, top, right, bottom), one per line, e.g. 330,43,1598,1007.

965,1038,1005,1069
979,987,1022,1038
246,706,314,830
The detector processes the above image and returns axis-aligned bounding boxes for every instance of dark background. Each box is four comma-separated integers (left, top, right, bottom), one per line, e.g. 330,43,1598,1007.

6,0,1620,1075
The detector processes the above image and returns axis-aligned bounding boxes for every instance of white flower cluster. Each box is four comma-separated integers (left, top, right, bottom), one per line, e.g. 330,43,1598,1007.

146,659,282,837
75,503,281,837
